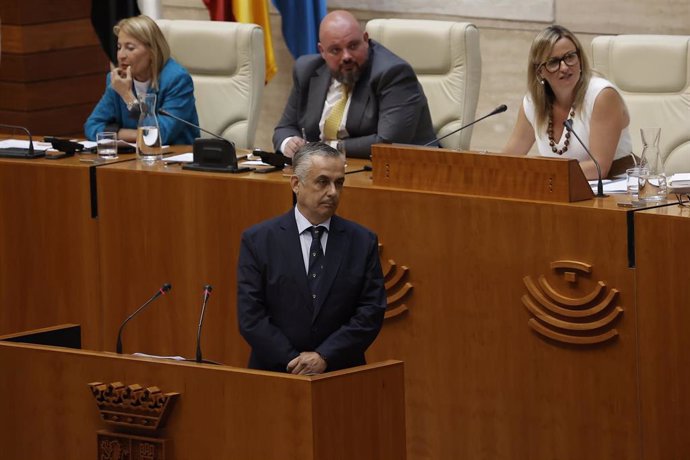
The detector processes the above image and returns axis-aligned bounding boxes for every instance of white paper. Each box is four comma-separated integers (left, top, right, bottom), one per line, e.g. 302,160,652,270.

132,352,187,361
0,139,52,151
240,160,270,166
163,153,194,162
669,173,690,184
589,178,628,193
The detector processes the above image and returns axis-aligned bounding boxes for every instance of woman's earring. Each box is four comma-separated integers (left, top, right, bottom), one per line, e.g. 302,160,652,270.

538,78,545,85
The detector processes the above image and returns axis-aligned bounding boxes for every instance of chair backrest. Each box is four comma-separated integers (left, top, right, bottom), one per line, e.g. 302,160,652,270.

138,0,162,19
591,35,690,174
365,19,481,150
157,19,265,149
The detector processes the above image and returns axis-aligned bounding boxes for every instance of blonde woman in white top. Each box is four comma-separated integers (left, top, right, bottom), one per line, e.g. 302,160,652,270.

503,25,632,179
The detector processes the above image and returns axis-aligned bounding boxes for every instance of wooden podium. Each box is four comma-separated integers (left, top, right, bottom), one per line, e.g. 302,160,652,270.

371,144,593,202
0,325,406,460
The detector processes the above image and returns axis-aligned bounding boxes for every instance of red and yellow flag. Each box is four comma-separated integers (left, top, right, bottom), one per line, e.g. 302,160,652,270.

202,0,277,82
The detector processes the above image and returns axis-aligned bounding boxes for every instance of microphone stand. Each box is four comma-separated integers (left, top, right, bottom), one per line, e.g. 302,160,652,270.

116,283,172,354
195,285,215,364
158,109,233,145
0,123,42,158
564,119,606,198
424,104,508,147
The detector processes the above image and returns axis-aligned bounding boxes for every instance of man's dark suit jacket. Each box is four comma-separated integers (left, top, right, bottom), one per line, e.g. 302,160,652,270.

273,40,438,159
237,210,386,372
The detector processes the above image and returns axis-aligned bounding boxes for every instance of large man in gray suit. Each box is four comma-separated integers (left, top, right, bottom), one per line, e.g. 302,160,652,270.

273,10,437,159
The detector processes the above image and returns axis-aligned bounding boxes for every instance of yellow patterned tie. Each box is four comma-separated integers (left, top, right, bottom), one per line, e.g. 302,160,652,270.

323,85,350,141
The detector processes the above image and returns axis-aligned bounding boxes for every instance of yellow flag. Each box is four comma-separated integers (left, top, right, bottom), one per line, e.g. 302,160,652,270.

232,0,277,82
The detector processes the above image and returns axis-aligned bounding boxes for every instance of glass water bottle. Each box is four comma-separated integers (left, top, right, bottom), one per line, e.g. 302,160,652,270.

638,127,667,201
136,93,163,164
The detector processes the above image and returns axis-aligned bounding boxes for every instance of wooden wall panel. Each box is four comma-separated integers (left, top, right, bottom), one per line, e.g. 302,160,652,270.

1,20,101,54
0,103,96,137
0,0,91,25
0,46,108,82
0,75,104,110
0,0,107,137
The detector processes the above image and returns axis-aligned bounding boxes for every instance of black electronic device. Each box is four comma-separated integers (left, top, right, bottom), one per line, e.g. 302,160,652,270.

43,137,85,159
158,108,253,173
252,148,292,173
182,138,253,173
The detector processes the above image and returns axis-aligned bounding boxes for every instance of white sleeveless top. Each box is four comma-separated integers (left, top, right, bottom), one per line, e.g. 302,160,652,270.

523,76,632,162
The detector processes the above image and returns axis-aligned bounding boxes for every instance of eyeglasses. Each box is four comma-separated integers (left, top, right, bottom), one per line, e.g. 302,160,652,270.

541,50,579,73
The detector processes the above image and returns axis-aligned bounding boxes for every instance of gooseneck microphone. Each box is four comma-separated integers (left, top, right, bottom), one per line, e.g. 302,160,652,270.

116,283,172,354
158,109,234,145
424,104,508,147
195,284,213,363
563,119,605,198
0,123,39,158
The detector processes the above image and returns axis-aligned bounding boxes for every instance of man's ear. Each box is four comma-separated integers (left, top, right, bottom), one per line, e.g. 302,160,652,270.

290,175,300,195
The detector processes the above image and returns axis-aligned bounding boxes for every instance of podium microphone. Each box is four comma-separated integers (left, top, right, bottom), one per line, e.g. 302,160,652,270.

424,104,508,147
116,283,172,354
158,109,233,146
195,284,213,363
564,119,606,198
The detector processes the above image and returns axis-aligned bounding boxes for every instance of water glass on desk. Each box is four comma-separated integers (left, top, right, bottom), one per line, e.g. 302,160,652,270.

96,132,118,160
626,166,644,199
638,168,668,202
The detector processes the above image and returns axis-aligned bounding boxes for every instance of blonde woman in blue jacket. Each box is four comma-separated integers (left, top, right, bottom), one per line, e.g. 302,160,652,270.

85,15,199,145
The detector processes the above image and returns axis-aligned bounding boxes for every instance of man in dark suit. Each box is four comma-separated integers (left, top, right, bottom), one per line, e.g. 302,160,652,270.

237,142,386,374
273,10,437,160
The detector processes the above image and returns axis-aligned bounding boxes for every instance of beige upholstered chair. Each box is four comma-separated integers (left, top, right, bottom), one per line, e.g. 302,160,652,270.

157,20,265,149
591,35,690,174
138,0,162,19
365,19,481,150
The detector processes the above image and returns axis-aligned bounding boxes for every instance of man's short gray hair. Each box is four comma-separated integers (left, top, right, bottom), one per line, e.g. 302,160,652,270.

292,142,344,181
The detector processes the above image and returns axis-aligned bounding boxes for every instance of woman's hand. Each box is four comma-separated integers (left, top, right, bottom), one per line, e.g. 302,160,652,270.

110,64,136,105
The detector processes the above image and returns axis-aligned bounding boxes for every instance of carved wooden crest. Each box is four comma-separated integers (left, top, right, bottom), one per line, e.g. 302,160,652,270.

88,381,179,460
522,260,623,345
379,244,413,319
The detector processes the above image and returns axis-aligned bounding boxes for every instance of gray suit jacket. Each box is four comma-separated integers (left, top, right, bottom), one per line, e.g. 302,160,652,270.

273,40,438,159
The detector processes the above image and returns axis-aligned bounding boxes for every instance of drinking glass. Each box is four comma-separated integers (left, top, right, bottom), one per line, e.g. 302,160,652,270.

96,132,118,160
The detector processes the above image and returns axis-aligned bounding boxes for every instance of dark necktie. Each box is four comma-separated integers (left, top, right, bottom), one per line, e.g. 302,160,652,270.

308,226,326,303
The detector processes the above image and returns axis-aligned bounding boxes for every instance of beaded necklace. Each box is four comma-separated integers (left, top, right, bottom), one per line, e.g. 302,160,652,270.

547,107,575,155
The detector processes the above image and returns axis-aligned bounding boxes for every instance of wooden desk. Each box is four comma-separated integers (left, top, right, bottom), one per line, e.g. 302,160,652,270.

0,155,103,347
2,144,685,459
94,150,649,460
634,203,690,458
340,172,639,459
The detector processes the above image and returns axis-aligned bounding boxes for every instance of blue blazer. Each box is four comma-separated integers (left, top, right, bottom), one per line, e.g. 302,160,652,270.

273,40,438,159
84,58,199,145
237,210,386,372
